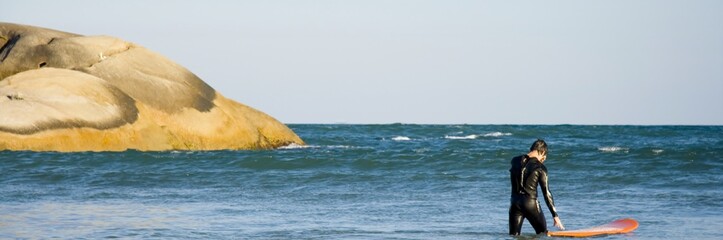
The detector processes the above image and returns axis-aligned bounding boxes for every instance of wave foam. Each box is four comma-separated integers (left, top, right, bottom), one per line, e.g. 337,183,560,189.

279,143,314,149
483,132,512,137
598,146,629,152
280,143,361,150
392,136,411,141
444,132,512,140
445,135,477,140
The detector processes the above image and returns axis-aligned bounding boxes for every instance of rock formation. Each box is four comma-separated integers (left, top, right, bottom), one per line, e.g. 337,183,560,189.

0,22,303,151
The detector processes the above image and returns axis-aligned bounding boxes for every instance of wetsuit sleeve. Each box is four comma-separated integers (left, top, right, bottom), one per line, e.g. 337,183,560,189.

538,167,559,218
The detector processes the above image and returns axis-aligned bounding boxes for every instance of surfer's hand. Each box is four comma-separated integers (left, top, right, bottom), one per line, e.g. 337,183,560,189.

554,217,565,230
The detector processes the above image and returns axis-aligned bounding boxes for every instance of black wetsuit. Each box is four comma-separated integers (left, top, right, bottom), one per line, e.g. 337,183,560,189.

509,155,559,235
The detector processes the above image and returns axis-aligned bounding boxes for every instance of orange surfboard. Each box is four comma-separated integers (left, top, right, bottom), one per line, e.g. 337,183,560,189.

547,218,639,238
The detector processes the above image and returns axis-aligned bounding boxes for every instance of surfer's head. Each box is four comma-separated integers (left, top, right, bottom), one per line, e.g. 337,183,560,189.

530,139,548,159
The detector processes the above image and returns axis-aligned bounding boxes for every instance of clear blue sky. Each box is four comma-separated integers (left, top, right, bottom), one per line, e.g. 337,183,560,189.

3,1,722,125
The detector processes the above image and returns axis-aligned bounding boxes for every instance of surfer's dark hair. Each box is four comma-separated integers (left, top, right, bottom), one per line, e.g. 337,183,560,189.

530,139,548,155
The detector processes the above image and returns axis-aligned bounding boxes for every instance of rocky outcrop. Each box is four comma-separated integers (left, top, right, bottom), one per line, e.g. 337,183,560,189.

0,22,303,151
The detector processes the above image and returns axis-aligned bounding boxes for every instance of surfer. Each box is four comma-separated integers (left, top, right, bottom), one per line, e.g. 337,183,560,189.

509,139,565,235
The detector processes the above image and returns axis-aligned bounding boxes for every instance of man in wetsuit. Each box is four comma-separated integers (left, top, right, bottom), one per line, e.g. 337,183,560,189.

509,139,565,235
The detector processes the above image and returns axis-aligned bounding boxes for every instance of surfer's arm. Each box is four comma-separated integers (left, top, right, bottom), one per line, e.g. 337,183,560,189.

538,167,559,218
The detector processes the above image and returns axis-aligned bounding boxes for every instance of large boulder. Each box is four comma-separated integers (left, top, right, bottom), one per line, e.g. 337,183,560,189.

0,22,303,151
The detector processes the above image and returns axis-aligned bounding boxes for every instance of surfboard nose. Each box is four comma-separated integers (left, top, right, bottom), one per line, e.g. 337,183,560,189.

547,218,639,237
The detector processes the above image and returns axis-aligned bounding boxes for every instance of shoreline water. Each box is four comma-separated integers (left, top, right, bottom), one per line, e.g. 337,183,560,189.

1,124,721,239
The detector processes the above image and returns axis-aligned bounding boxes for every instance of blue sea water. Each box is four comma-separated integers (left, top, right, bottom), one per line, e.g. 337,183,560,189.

1,124,722,239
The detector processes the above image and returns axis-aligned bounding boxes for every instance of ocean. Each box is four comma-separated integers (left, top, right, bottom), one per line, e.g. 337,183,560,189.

1,124,721,239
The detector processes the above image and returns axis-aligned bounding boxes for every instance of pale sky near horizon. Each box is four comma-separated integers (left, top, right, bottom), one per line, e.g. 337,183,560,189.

3,1,722,125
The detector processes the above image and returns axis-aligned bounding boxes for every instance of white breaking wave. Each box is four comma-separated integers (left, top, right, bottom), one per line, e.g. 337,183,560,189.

483,132,512,137
444,132,512,140
279,143,315,149
598,146,629,152
280,143,360,149
445,135,478,140
392,136,411,141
